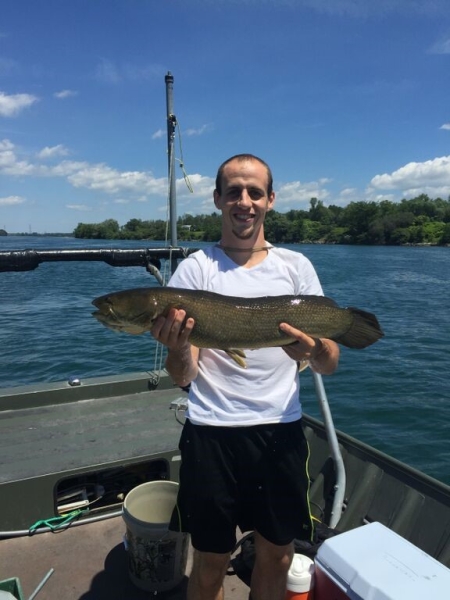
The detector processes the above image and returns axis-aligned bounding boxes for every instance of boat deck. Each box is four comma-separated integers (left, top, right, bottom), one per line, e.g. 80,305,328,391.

2,372,450,598
0,376,184,484
0,517,250,600
0,374,249,598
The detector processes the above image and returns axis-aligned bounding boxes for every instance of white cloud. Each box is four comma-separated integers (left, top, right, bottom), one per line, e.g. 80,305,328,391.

152,123,212,140
390,186,450,198
440,123,450,131
67,163,168,195
47,160,89,177
152,128,165,140
178,173,214,198
0,138,36,175
54,89,78,99
184,124,213,137
275,180,330,208
371,156,450,188
66,204,92,211
5,131,450,216
428,38,450,55
0,195,25,206
0,92,39,117
336,187,359,204
333,187,395,205
0,139,15,165
363,189,396,202
370,155,450,198
37,144,70,159
0,141,174,201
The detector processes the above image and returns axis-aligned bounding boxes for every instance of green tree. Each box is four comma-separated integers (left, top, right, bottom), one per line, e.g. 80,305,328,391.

309,197,332,224
440,223,450,244
99,219,120,238
201,213,222,241
72,194,450,245
339,201,379,244
265,212,298,243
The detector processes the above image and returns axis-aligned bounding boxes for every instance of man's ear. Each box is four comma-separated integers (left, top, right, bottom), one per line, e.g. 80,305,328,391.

213,189,221,210
267,191,275,211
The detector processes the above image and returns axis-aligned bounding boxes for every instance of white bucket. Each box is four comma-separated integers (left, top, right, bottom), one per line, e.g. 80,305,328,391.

122,480,189,593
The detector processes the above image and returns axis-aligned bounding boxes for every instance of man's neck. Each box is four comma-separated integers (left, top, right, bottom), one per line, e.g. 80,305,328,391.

217,240,271,268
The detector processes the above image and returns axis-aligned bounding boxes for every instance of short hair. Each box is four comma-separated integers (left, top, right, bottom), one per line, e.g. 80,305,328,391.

215,154,273,196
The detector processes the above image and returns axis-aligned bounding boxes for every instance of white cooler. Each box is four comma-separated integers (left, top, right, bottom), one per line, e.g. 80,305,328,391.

314,521,450,600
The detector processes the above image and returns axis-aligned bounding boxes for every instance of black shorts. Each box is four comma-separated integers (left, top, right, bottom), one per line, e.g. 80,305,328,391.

170,418,313,553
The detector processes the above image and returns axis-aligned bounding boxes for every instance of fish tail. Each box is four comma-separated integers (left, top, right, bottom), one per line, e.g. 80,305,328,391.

336,308,384,349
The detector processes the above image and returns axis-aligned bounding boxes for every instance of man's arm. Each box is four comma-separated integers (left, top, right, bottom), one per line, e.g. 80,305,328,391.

279,323,340,375
151,308,199,387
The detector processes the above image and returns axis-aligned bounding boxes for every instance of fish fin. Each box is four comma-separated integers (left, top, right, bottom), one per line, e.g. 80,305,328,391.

225,349,247,368
298,360,310,372
337,308,384,349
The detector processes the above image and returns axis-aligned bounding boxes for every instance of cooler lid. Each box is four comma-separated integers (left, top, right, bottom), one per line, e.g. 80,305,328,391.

315,522,450,600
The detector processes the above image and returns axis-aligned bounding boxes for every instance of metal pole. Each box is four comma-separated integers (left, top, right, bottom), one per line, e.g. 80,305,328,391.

165,72,178,253
28,568,54,600
312,371,346,528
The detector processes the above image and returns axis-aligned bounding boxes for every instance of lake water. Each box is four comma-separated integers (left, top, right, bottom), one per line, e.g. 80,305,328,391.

0,236,449,484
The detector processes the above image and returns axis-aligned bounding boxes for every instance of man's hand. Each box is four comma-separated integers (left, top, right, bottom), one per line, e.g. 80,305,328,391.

279,322,339,375
151,308,199,387
151,308,195,351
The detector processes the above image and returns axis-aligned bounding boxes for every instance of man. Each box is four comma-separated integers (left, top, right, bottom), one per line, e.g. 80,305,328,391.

151,154,339,600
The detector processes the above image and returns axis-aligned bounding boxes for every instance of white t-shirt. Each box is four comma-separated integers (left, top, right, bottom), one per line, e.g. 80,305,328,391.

168,245,323,426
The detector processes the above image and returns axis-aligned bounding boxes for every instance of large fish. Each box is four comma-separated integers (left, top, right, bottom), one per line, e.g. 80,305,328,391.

92,287,384,367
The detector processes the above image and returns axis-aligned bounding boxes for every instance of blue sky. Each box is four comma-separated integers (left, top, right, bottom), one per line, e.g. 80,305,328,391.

1,0,450,233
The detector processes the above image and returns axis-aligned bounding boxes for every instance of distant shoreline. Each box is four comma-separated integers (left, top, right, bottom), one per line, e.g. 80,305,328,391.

0,233,74,237
1,233,448,247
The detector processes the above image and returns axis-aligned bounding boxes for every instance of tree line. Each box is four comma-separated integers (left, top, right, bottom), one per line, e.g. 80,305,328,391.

73,194,450,246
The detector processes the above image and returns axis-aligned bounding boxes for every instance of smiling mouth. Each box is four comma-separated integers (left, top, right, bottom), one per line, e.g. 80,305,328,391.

234,213,255,221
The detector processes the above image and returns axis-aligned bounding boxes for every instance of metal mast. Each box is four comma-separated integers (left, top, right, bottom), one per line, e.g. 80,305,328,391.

165,72,177,250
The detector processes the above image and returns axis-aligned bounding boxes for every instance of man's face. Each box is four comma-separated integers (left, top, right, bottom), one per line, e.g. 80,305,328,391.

214,159,275,242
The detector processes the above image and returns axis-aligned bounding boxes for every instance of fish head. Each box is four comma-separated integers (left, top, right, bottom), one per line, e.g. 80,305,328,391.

92,288,162,335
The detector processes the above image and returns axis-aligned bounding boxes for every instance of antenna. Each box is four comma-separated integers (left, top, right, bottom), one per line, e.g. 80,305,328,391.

165,72,177,249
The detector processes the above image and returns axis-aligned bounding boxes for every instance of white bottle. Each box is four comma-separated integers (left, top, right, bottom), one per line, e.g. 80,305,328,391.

286,553,315,599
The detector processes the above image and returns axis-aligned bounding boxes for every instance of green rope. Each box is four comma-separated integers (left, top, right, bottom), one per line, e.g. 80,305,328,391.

29,508,88,534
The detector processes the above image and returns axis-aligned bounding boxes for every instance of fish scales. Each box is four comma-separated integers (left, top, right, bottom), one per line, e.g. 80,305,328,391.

92,287,384,358
184,293,353,348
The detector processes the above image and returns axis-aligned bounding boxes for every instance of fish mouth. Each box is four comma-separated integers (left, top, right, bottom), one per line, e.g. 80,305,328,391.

92,300,154,334
92,298,119,321
92,306,150,335
92,309,123,333
92,306,119,326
